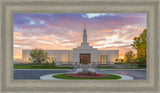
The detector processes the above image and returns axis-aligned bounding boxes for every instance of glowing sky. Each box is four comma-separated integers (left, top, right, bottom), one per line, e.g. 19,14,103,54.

14,13,146,59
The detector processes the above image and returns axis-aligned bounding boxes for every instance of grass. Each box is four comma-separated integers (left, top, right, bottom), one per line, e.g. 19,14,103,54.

14,63,146,70
52,73,121,80
14,64,73,69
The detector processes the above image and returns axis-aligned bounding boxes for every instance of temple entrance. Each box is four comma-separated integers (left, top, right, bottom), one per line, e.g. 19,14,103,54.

80,53,91,64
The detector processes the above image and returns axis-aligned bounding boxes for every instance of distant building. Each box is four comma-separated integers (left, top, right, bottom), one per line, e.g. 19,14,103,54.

22,24,119,64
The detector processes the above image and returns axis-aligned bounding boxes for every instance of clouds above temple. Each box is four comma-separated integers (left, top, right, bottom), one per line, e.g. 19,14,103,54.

13,13,146,59
82,13,108,19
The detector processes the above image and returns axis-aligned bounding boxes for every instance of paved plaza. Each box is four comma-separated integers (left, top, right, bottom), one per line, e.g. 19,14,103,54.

96,69,146,80
14,69,146,80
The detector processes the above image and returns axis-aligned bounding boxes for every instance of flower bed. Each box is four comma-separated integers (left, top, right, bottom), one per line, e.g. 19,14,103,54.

64,70,110,78
52,73,121,79
66,73,108,78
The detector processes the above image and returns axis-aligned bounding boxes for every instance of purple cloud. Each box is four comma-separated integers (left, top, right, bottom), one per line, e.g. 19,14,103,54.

13,13,146,59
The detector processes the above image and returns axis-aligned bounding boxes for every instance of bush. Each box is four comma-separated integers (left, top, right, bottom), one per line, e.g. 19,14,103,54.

136,62,146,67
114,63,125,64
45,61,49,65
30,65,54,69
97,66,114,68
135,58,146,63
135,58,146,67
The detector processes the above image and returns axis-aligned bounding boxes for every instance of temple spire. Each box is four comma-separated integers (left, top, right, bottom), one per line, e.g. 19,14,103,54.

83,24,87,43
84,24,86,29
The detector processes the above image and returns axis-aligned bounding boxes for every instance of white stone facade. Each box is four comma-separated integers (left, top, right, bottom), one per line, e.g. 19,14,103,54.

22,49,118,64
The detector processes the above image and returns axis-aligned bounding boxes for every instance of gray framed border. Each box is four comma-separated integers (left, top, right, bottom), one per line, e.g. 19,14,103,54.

0,0,159,93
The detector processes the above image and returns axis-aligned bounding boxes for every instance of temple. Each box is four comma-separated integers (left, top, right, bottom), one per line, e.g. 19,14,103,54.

22,24,119,65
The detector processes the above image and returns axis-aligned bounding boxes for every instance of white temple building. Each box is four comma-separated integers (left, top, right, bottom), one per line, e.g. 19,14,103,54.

22,24,119,64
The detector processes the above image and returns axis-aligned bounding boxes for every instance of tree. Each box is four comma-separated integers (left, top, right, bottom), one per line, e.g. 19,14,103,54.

120,59,124,63
115,59,119,63
29,49,48,64
115,59,124,63
131,29,146,61
51,55,56,66
48,55,56,63
124,50,135,63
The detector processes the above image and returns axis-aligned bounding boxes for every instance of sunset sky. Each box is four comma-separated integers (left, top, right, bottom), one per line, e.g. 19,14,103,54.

14,13,146,59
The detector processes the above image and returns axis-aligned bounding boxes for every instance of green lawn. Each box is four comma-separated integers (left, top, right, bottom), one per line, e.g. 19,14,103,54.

14,63,146,70
52,73,121,80
14,65,73,69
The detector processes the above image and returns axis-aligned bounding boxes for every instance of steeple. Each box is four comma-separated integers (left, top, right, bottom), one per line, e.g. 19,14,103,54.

83,24,87,44
84,24,86,29
74,24,95,49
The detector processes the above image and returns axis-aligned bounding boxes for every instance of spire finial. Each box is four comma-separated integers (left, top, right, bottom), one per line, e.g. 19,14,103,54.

84,24,86,29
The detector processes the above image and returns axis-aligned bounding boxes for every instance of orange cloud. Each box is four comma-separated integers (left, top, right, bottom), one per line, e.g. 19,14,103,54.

13,13,146,59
